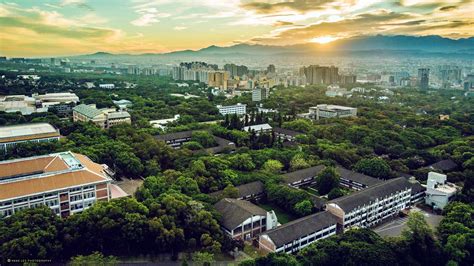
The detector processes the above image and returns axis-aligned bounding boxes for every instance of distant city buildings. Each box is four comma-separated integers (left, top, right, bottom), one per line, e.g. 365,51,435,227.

217,103,247,115
0,123,60,153
418,68,430,89
73,104,131,129
298,104,357,120
300,65,339,85
0,151,116,218
0,92,79,115
224,63,249,77
325,85,351,98
252,87,269,102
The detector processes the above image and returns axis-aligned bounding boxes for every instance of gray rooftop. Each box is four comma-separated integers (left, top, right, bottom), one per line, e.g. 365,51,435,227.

214,198,267,230
262,211,337,248
336,166,383,187
282,165,326,184
0,123,57,140
210,181,264,199
107,111,131,119
73,104,103,119
328,177,412,213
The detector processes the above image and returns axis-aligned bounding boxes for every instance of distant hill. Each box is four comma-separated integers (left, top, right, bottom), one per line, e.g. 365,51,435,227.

78,35,474,59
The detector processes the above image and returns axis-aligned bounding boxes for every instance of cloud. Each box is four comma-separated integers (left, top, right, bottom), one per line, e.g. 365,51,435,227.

60,0,93,11
131,4,170,26
131,13,160,26
439,5,457,11
273,20,294,26
241,0,340,14
173,26,187,30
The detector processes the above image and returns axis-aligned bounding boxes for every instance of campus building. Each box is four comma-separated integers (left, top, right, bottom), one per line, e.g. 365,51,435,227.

243,123,272,135
252,87,269,102
0,152,114,218
326,177,412,230
209,181,265,201
0,123,60,153
214,198,278,240
273,127,302,142
298,104,357,120
337,166,383,190
258,211,337,254
425,172,459,210
73,104,131,129
217,103,247,116
155,130,236,154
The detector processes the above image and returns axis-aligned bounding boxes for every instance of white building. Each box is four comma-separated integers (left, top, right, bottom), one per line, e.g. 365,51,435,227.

425,172,459,210
150,115,180,130
243,123,272,135
214,198,278,240
298,104,357,120
0,123,60,153
327,177,412,230
258,211,337,254
252,87,269,102
99,84,115,89
217,103,246,116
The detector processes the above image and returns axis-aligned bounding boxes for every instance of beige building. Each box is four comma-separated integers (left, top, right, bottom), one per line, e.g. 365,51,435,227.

0,151,117,218
208,71,229,89
73,104,131,129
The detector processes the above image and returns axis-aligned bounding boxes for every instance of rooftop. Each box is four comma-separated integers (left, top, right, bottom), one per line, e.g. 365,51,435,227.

273,127,303,137
328,177,411,213
261,211,337,248
429,159,458,171
73,104,103,119
336,166,383,187
0,152,110,201
243,123,272,132
282,165,326,184
210,181,264,199
0,123,59,143
214,198,267,230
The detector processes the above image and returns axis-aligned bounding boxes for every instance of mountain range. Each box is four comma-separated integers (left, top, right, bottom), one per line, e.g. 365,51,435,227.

80,35,474,59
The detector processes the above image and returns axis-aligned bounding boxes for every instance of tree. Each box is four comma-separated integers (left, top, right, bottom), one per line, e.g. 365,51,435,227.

294,200,313,216
70,252,118,266
192,252,214,266
401,212,443,266
0,207,63,260
262,159,283,174
354,157,391,179
222,184,239,198
289,153,310,171
316,167,340,195
191,131,217,148
327,188,344,200
229,154,256,171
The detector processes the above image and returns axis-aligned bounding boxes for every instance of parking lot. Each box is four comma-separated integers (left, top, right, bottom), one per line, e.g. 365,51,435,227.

373,207,443,237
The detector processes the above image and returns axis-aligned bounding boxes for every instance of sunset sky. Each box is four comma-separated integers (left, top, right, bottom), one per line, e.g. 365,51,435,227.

0,0,473,57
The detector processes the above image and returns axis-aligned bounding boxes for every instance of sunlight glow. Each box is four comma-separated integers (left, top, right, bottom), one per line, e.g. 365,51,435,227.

310,36,338,44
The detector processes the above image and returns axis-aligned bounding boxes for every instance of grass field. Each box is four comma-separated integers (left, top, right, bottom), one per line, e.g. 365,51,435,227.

258,202,298,224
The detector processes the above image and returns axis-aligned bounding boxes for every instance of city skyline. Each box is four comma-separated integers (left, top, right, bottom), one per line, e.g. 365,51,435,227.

1,0,473,57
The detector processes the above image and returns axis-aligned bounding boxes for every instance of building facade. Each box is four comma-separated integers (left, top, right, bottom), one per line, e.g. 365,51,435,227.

418,68,430,89
298,104,357,120
326,177,412,230
258,211,337,254
73,104,131,129
217,103,247,116
0,152,112,218
252,87,270,102
425,172,459,210
0,123,60,153
214,198,278,240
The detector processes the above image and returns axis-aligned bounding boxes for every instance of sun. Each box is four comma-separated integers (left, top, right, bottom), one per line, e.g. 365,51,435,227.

310,36,338,44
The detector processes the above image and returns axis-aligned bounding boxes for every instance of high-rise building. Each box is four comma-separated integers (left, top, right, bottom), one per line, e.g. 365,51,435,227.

208,71,229,89
267,64,276,74
418,68,430,89
252,87,269,102
300,65,339,85
224,64,248,77
463,74,474,90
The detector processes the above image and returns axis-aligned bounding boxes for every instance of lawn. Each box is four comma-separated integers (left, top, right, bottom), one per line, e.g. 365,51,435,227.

258,202,298,224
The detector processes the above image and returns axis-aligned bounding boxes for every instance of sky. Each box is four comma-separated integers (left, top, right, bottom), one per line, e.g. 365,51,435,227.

0,0,473,57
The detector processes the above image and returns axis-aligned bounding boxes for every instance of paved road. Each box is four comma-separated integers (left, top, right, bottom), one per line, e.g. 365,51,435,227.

373,208,443,237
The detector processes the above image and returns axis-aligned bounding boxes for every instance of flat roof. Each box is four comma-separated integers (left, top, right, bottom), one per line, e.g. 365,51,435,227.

0,123,59,143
